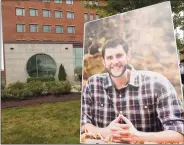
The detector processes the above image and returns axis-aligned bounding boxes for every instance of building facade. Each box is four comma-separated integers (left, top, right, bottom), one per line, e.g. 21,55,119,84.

1,0,100,85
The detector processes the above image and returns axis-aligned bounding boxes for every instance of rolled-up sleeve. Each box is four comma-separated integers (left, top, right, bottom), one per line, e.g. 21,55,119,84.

157,81,184,135
81,82,93,127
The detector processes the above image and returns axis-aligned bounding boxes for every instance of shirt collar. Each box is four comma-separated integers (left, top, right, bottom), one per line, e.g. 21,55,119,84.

103,64,140,89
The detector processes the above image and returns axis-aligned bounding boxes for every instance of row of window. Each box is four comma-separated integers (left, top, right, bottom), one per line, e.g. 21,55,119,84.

16,8,99,20
42,0,99,6
42,0,73,4
16,24,75,33
16,7,99,21
84,13,99,22
16,8,75,19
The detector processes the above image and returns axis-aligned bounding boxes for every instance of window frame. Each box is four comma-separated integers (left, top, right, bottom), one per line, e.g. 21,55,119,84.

42,9,51,18
55,25,64,33
42,25,51,33
16,7,25,16
16,23,25,32
67,26,75,34
90,14,94,21
30,24,38,32
54,0,62,3
29,8,38,16
66,0,73,5
66,11,74,19
55,10,63,18
84,13,88,22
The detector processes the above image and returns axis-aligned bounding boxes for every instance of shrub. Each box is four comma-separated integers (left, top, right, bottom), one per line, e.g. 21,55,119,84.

9,81,24,90
27,76,55,83
49,81,64,95
2,80,72,100
3,81,44,100
48,81,71,95
58,64,67,81
25,81,44,96
62,81,72,93
3,81,25,99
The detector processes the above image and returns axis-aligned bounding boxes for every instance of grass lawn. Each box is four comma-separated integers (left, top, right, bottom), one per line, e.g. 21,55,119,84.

1,100,81,144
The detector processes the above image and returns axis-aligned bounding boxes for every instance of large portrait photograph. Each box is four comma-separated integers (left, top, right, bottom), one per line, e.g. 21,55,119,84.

80,1,184,144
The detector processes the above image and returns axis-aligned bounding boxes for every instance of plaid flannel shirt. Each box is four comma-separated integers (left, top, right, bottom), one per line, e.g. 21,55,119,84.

81,69,184,134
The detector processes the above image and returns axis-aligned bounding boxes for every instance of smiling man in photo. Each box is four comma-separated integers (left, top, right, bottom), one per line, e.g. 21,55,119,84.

81,38,184,144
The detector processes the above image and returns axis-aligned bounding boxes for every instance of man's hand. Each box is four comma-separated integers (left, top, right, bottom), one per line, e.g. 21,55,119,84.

108,115,140,143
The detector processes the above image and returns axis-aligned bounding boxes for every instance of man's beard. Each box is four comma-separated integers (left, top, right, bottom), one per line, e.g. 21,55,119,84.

105,64,127,78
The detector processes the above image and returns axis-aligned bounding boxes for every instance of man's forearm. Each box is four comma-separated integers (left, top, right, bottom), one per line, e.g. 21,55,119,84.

81,123,109,138
136,130,184,143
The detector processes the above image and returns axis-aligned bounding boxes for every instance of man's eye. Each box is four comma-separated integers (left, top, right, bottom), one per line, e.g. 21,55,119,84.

107,56,113,60
116,54,123,58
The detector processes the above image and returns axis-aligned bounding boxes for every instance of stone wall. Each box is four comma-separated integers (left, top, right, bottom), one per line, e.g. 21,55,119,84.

4,43,74,84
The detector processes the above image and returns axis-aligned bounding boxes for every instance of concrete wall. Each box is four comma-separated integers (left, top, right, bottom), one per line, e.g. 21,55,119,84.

4,43,74,84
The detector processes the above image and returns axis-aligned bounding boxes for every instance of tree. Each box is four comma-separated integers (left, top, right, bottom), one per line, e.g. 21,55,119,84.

58,64,67,81
83,0,184,50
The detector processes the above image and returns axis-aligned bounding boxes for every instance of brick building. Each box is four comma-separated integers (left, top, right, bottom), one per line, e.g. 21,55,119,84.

1,0,100,85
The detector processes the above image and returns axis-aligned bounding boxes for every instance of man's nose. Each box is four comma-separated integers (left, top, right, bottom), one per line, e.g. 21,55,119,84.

111,57,119,64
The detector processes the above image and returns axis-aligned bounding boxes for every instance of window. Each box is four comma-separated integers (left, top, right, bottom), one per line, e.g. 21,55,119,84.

42,0,50,2
27,54,57,77
67,26,75,34
73,48,83,68
43,25,51,32
90,14,94,21
55,10,63,18
55,25,64,33
42,9,50,17
96,14,99,19
89,0,92,5
84,13,88,22
30,24,38,32
83,0,87,5
66,0,73,4
67,11,74,19
16,24,25,32
94,0,98,6
54,0,62,3
30,8,38,16
16,8,25,16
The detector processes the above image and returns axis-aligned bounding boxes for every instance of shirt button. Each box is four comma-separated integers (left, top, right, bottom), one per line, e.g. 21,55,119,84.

119,94,122,98
144,106,148,109
120,111,123,114
101,103,104,107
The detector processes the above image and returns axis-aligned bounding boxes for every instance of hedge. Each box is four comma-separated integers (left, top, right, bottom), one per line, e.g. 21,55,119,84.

27,76,55,83
2,80,72,100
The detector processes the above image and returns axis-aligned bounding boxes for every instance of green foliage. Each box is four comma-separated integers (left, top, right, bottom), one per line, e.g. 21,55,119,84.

58,64,67,81
2,81,72,100
62,81,72,93
84,0,184,50
27,76,55,83
84,0,183,17
25,81,44,96
48,81,71,95
3,82,25,99
176,36,184,51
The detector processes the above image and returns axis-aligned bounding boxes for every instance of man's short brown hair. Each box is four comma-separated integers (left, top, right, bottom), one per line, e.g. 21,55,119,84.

101,38,129,59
